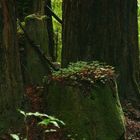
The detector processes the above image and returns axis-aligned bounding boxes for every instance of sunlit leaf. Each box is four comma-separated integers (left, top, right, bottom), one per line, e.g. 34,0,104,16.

50,121,60,128
10,134,20,140
38,119,51,126
45,129,57,133
26,112,49,118
18,109,26,117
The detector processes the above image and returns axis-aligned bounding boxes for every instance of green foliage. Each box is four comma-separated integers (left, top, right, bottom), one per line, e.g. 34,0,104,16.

52,0,62,18
10,134,20,140
17,20,25,34
24,14,47,22
51,61,115,87
52,0,62,62
10,110,65,140
18,109,65,128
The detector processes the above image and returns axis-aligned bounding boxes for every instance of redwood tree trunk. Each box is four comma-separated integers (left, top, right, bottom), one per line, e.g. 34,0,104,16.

17,0,44,20
62,0,140,100
0,0,24,133
45,0,55,61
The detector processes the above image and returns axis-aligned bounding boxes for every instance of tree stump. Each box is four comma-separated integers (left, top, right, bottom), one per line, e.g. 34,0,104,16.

24,14,50,85
46,61,125,140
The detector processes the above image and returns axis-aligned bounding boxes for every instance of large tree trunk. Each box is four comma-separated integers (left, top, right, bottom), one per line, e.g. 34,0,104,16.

0,0,24,133
62,0,140,100
17,0,45,20
45,0,55,61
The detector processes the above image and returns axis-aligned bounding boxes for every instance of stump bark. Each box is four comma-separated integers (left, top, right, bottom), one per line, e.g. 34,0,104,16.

24,14,50,85
46,62,125,140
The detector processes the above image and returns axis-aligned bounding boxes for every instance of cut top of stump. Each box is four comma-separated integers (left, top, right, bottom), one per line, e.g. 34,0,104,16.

50,61,116,87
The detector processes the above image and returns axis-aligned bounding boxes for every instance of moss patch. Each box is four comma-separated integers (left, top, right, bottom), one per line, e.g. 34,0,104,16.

49,61,116,95
52,61,115,83
47,83,125,140
25,14,47,22
46,61,125,139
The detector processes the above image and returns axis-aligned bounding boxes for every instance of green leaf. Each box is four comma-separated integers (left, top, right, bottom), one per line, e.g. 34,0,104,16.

26,112,49,118
50,121,60,128
38,119,51,126
10,134,20,140
38,119,60,128
45,129,57,133
47,116,65,125
18,109,26,117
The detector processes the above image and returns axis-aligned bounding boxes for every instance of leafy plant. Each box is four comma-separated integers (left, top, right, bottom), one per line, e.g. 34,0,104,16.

52,0,62,61
10,134,20,140
52,61,115,85
48,61,116,96
10,110,65,140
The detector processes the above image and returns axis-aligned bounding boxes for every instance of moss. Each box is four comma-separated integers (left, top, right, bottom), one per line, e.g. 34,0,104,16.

46,61,125,139
47,83,125,140
24,14,47,22
24,14,50,85
17,21,25,35
49,61,116,94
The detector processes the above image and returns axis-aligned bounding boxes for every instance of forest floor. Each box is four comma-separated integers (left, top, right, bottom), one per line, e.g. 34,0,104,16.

122,100,140,140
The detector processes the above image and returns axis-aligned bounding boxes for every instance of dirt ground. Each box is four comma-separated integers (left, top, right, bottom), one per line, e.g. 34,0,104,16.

122,100,140,140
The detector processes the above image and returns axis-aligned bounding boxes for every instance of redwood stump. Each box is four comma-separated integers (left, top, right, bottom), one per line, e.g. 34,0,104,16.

24,14,50,85
46,61,125,140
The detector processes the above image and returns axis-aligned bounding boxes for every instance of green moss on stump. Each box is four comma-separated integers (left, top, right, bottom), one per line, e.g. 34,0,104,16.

51,61,116,93
24,14,50,85
25,14,47,22
46,61,125,140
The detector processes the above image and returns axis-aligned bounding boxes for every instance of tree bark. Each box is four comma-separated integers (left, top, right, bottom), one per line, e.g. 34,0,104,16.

0,0,24,133
0,4,2,44
47,77,125,140
45,0,55,61
17,0,45,20
62,0,140,100
23,14,50,85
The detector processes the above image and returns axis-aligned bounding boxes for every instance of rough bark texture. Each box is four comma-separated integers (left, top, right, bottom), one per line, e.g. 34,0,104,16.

32,0,45,14
62,0,140,99
45,0,55,61
0,4,2,43
47,82,125,140
17,0,45,20
0,0,24,133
